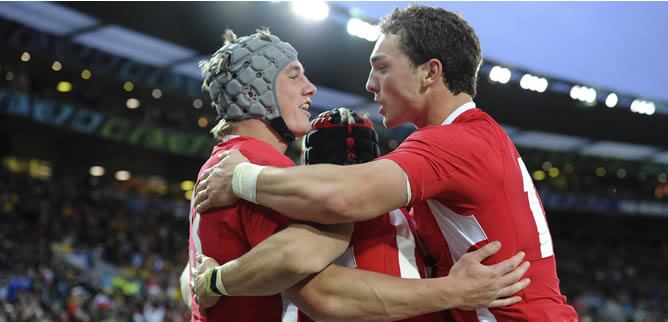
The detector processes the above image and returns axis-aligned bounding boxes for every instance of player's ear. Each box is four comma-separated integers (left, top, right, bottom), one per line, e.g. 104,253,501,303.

422,58,443,88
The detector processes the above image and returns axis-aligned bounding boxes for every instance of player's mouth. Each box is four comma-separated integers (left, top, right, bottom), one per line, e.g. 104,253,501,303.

377,104,386,116
373,99,385,116
299,101,311,117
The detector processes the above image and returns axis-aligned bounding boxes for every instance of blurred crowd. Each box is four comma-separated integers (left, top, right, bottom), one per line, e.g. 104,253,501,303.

554,234,668,321
1,166,667,322
0,169,190,321
520,147,667,203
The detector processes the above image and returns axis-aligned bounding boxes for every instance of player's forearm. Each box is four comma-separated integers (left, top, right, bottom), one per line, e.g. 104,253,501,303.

289,265,456,322
219,223,352,296
253,162,405,224
253,164,352,224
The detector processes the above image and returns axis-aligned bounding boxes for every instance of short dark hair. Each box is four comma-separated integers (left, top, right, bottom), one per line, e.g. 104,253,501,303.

379,4,482,97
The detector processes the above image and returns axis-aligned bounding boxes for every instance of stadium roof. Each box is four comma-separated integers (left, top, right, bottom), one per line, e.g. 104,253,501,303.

2,1,667,164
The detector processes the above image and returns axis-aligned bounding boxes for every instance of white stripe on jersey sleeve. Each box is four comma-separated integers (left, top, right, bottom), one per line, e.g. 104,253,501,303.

281,292,299,322
476,307,498,322
332,246,357,268
388,209,421,279
426,200,488,263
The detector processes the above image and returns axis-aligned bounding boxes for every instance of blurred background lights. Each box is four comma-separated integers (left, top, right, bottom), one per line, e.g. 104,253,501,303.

81,69,92,80
605,93,618,108
347,18,380,42
630,99,655,115
532,170,546,181
570,85,597,104
197,117,208,128
180,180,194,191
56,81,72,93
115,170,131,181
89,166,105,177
548,167,560,178
291,1,329,21
51,61,62,71
489,66,511,84
520,74,548,93
126,98,140,109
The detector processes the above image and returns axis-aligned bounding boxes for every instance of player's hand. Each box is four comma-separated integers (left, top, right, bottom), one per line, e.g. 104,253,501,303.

192,254,222,315
180,264,192,308
195,150,249,213
446,241,531,310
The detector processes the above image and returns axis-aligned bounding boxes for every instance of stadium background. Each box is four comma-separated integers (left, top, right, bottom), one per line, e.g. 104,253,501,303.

1,2,667,321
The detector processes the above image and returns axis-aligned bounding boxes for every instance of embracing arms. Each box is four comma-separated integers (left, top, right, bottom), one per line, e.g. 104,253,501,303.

194,241,530,321
195,151,408,224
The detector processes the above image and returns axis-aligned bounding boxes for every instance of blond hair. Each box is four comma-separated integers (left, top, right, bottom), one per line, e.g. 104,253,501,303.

210,119,238,141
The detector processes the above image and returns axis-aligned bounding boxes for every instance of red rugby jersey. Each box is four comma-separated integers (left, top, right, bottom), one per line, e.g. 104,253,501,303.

380,103,578,322
190,136,447,322
189,136,300,322
332,208,446,322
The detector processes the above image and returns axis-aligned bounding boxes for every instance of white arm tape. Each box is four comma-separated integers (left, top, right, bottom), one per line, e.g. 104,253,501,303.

232,162,266,204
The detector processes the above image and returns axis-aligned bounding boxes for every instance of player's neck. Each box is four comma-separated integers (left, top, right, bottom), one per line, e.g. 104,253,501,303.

419,91,473,128
231,119,289,154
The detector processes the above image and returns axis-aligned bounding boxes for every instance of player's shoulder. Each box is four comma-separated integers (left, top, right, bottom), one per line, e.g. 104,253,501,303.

409,108,501,141
215,136,295,168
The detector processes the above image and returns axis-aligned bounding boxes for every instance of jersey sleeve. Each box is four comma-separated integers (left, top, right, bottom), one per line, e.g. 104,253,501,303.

239,203,292,247
225,138,297,246
379,125,501,208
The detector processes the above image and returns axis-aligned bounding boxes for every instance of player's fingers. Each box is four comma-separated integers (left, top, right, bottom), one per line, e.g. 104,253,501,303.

467,241,501,262
496,277,531,298
191,271,199,283
195,263,209,276
191,266,200,279
489,251,525,276
194,189,209,209
201,257,216,268
200,167,214,183
486,295,522,308
195,178,209,195
196,198,212,214
497,261,531,287
217,150,231,160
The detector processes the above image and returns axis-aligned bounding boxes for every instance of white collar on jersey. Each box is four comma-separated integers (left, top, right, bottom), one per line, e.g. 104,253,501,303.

441,101,476,126
222,135,240,142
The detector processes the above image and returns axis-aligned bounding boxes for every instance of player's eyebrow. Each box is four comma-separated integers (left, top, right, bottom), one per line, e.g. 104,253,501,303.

370,54,386,65
286,65,302,75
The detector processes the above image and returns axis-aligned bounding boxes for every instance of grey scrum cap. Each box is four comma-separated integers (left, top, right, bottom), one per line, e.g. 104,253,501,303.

203,32,298,127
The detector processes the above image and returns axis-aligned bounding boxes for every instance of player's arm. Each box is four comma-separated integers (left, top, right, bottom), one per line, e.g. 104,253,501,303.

179,263,192,308
195,152,407,224
195,222,353,297
289,242,531,322
256,160,407,224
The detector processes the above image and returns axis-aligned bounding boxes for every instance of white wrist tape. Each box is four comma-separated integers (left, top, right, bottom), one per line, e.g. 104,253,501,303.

214,266,229,296
232,162,266,204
